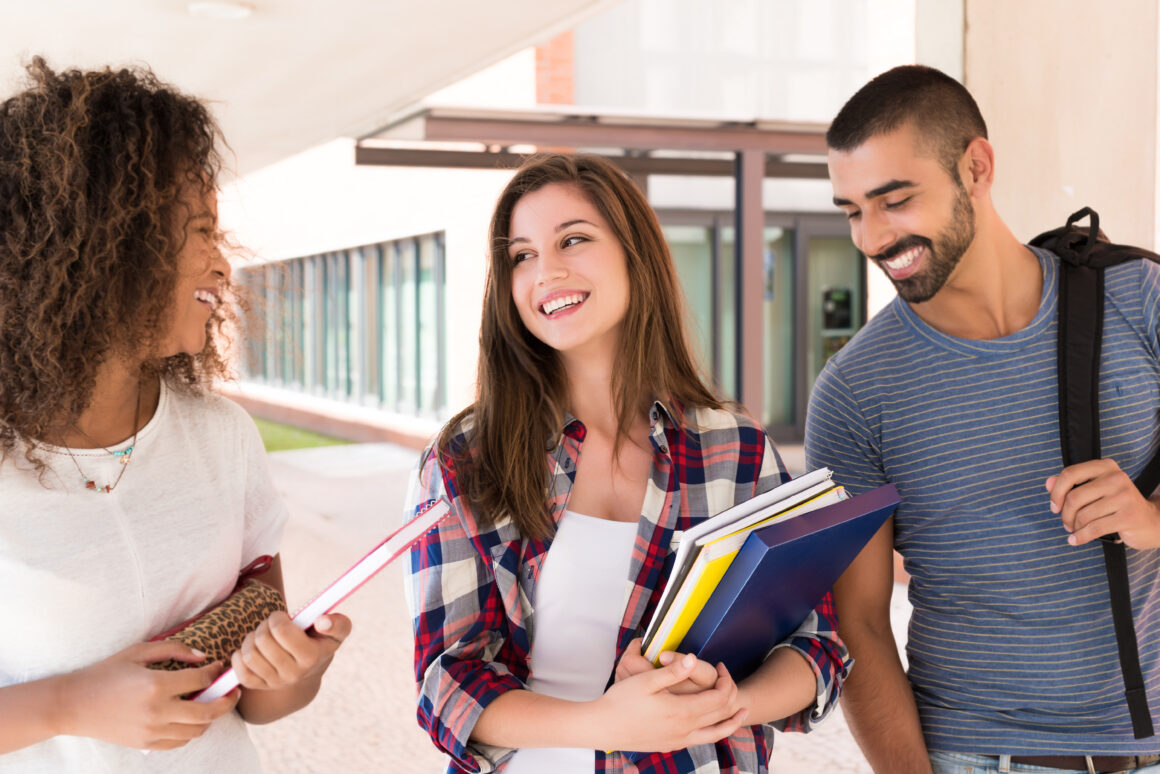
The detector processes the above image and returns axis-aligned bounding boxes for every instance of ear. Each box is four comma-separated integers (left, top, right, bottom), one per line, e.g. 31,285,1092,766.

959,137,994,196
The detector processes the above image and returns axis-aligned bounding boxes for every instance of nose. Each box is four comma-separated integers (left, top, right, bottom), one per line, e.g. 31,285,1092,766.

210,246,232,283
857,208,896,258
535,247,567,285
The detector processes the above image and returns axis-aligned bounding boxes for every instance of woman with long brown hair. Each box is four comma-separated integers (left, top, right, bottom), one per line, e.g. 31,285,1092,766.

0,59,349,772
404,153,850,773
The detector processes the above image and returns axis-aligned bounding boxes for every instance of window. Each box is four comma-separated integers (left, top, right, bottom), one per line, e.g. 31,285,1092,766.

239,232,448,419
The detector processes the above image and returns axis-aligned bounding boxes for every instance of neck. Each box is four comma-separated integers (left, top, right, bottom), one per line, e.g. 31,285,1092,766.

62,360,158,448
908,210,1041,340
563,355,646,441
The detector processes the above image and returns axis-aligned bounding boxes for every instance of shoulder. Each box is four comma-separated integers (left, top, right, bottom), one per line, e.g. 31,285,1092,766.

162,382,252,428
160,383,265,450
1104,251,1160,292
676,404,770,465
682,404,765,441
409,413,475,518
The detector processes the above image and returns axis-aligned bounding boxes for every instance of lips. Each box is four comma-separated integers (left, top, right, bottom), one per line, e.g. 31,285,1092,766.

193,288,220,310
881,245,923,277
538,291,589,318
872,237,931,281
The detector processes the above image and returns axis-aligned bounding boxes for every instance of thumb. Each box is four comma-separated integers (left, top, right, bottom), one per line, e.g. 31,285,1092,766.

646,651,697,691
129,639,209,666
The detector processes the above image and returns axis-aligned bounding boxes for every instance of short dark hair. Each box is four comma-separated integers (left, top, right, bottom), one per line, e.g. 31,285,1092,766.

827,65,988,179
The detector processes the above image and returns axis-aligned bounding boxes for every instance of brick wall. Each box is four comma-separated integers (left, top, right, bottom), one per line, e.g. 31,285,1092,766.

536,31,574,105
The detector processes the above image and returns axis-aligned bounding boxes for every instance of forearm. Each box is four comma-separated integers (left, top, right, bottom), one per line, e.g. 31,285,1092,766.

0,675,67,754
471,689,599,749
841,636,930,774
236,670,324,725
736,647,817,725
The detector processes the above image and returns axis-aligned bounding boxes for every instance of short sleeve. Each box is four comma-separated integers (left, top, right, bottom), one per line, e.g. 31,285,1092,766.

239,414,288,563
805,359,887,496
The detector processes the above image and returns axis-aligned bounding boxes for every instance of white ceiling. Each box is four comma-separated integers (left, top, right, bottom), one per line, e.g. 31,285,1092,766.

0,0,620,176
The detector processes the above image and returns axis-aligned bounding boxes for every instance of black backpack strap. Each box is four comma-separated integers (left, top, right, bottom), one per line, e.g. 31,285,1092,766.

1055,209,1155,738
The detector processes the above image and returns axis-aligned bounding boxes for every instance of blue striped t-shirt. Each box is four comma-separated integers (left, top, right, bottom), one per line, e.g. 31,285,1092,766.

805,247,1160,754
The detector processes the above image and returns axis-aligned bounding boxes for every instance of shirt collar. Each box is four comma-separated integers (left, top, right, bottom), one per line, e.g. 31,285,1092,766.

557,398,679,455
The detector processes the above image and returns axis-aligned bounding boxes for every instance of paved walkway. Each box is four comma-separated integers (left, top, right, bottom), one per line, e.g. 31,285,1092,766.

248,442,910,773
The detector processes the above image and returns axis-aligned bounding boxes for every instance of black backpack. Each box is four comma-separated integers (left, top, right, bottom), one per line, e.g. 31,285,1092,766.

1030,207,1160,739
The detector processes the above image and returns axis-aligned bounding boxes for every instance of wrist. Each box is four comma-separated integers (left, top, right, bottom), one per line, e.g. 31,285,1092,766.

572,696,611,750
43,673,75,739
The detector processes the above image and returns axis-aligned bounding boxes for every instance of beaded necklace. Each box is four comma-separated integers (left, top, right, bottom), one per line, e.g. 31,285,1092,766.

64,388,142,494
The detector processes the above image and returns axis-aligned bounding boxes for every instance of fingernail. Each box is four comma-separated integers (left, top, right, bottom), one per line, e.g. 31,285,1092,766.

658,652,673,665
191,649,206,659
1067,535,1077,546
1049,501,1060,514
315,616,332,632
682,653,695,668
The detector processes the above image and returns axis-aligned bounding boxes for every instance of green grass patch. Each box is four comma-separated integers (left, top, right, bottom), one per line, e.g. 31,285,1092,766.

252,417,352,452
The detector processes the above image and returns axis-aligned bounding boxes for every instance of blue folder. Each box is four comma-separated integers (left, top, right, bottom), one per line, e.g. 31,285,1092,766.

680,483,900,680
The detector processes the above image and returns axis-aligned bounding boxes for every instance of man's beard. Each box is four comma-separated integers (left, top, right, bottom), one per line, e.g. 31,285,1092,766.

872,185,976,304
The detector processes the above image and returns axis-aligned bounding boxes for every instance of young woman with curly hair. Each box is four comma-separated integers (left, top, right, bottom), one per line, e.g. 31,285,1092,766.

403,153,851,774
0,59,350,772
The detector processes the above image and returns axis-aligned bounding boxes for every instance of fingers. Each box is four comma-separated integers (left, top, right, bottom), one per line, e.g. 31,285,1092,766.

143,691,240,749
1048,459,1135,540
234,611,350,689
1047,460,1113,516
646,652,699,691
128,640,209,666
685,707,750,747
312,613,352,643
663,649,714,691
615,638,654,682
166,659,228,696
1068,511,1123,547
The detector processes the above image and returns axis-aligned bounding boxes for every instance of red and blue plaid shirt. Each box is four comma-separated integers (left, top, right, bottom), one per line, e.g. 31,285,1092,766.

404,402,850,773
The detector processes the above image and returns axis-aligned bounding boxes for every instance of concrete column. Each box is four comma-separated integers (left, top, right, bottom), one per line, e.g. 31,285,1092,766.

964,0,1160,248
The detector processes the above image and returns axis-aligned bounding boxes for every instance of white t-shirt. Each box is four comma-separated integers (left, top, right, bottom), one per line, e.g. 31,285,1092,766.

0,381,288,773
504,510,637,774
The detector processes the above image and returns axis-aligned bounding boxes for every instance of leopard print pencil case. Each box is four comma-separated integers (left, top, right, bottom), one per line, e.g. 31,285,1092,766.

149,557,287,671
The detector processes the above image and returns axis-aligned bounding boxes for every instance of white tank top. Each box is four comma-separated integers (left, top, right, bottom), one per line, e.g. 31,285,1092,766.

503,510,638,774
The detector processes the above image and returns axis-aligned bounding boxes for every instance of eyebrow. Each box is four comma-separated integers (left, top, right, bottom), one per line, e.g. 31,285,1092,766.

832,179,918,207
508,218,597,248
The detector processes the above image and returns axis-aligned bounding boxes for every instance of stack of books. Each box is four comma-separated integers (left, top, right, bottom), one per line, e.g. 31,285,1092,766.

641,470,899,680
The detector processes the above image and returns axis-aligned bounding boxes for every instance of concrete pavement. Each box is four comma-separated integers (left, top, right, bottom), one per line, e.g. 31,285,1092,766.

248,441,910,773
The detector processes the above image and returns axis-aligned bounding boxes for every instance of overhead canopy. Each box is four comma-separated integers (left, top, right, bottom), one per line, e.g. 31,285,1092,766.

357,105,830,179
0,0,621,176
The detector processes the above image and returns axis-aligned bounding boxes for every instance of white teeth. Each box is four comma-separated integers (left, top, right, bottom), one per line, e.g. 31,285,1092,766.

194,289,219,308
883,246,922,271
540,293,586,315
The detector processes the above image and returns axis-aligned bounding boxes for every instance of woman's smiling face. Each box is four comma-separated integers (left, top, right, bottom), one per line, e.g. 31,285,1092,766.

508,182,631,367
158,184,231,359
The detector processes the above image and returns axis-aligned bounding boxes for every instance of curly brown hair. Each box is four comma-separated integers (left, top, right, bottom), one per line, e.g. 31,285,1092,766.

0,57,239,467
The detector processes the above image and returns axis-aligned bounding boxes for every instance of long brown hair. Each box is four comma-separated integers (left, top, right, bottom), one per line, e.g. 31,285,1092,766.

437,153,721,539
0,58,237,471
